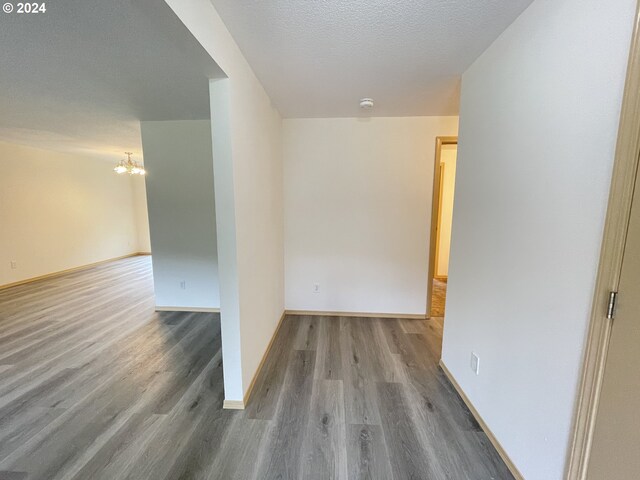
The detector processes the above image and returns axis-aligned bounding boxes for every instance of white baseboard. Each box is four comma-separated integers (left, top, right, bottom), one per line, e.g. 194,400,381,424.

284,309,426,320
241,311,287,409
0,252,145,291
223,399,245,410
155,306,220,313
439,360,524,480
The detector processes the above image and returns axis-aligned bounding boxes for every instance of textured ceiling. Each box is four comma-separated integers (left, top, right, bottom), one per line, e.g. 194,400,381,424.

0,0,224,161
209,0,533,117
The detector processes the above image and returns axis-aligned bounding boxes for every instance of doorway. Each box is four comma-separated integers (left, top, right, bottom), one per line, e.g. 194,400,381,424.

427,136,458,318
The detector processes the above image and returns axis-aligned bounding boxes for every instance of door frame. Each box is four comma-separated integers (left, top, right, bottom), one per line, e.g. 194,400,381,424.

434,161,447,280
427,136,457,317
566,2,640,478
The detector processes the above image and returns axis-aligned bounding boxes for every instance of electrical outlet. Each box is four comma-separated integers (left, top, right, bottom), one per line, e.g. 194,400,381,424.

313,283,320,293
10,261,17,269
470,352,480,375
180,280,186,290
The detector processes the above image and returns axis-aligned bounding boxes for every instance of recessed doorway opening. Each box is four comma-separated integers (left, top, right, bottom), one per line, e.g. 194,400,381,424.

427,136,458,319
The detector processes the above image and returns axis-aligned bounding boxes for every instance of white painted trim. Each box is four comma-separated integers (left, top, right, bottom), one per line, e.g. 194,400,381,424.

155,306,220,313
285,309,427,320
223,399,245,410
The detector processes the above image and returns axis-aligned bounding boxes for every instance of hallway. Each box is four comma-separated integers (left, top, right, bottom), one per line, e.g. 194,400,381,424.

0,257,512,479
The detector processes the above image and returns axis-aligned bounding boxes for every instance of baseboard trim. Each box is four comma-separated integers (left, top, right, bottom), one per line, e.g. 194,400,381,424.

439,360,524,480
222,311,287,411
240,311,287,408
222,400,245,410
285,309,427,320
0,252,146,291
155,306,220,313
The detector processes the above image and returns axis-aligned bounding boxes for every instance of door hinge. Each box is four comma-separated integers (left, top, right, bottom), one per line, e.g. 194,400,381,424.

606,291,618,319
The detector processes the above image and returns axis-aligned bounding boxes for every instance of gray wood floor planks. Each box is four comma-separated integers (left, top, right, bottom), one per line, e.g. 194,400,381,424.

244,316,297,421
204,416,268,480
314,316,343,381
300,380,348,479
255,349,316,480
376,381,446,480
346,424,393,480
293,315,319,351
0,256,514,479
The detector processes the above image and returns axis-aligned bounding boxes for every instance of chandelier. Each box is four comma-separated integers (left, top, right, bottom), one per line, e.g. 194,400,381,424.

114,152,146,175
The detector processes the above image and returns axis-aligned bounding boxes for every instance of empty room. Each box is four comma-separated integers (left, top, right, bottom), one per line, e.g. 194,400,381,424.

1,0,639,479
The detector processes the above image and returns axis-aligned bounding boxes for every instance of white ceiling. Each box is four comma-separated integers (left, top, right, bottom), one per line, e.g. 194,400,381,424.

209,0,533,118
0,0,224,161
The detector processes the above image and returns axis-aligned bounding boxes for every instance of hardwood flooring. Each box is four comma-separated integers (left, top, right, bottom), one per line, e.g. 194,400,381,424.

0,256,513,479
431,278,447,317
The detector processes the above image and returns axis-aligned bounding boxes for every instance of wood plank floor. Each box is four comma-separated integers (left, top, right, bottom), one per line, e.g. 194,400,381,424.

0,256,513,479
431,278,447,317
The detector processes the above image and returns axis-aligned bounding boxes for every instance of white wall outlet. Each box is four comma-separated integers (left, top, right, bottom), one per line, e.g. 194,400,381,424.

180,280,186,290
470,352,480,375
10,261,17,269
313,283,320,293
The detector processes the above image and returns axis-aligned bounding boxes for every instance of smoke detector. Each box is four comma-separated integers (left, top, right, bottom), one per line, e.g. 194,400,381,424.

359,98,374,109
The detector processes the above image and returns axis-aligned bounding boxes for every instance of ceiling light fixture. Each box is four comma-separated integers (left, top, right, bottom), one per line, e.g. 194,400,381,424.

359,97,374,109
114,152,145,175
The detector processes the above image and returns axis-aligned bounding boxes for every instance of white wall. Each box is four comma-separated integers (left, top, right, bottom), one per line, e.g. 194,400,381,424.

284,117,458,316
208,78,243,403
140,120,220,310
131,175,151,253
435,144,457,277
441,0,636,479
0,141,140,286
164,0,284,402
